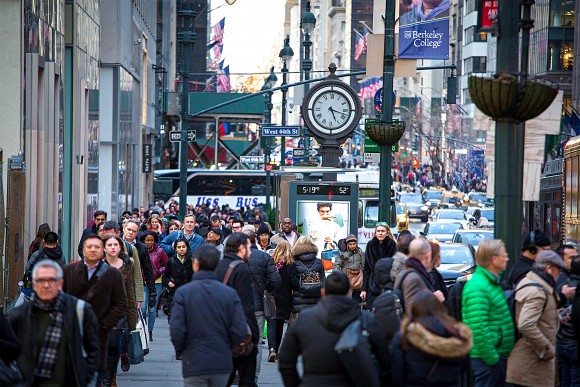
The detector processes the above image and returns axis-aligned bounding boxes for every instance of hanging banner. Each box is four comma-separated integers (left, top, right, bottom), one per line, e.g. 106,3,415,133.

398,0,450,59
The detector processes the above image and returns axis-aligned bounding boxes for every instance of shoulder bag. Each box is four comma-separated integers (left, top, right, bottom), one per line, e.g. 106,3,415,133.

321,242,339,271
248,271,277,319
334,311,380,387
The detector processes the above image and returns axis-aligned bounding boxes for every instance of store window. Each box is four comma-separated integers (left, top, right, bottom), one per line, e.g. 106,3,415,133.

548,42,574,71
550,0,575,26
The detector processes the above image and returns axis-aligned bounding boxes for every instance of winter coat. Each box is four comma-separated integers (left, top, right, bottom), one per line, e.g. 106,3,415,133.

107,255,137,331
334,247,364,272
506,270,559,387
363,236,397,307
148,243,169,281
162,253,193,301
120,242,144,303
273,262,296,320
8,292,100,386
394,267,435,315
25,246,66,271
63,260,127,370
170,270,248,378
131,240,157,295
391,317,472,386
215,252,260,344
557,272,580,347
508,253,535,287
271,231,300,247
0,312,20,364
248,245,281,311
278,295,391,387
291,239,326,313
462,266,514,365
159,230,205,256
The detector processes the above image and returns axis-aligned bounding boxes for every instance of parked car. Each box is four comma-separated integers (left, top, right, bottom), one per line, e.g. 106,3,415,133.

451,229,494,251
421,221,464,242
438,243,476,287
431,209,469,228
399,192,429,222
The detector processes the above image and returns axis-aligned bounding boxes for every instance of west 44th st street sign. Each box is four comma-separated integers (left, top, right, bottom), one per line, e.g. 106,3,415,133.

169,130,196,142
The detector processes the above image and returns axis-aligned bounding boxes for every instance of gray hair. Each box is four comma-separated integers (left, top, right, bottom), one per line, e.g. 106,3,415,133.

32,260,63,280
124,219,140,228
409,238,432,261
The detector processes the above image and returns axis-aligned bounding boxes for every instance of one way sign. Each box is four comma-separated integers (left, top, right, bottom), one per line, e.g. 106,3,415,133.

169,130,196,142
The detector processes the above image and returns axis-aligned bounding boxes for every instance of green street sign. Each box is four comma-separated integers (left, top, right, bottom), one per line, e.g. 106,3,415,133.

364,131,398,153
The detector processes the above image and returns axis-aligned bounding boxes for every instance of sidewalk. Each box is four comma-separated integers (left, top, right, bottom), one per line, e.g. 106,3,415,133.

117,316,284,386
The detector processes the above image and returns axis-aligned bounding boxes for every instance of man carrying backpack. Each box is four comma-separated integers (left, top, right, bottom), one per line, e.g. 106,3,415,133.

506,250,566,387
462,239,514,387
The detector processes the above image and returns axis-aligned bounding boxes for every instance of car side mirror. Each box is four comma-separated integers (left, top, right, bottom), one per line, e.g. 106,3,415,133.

419,231,426,237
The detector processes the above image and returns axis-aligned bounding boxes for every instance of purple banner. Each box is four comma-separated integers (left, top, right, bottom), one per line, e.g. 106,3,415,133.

398,0,450,60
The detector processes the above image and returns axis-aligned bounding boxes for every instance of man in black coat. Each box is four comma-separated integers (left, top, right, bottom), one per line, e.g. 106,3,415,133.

10,260,100,386
215,232,259,387
242,226,281,371
77,210,107,258
278,271,391,386
211,214,232,238
508,230,552,287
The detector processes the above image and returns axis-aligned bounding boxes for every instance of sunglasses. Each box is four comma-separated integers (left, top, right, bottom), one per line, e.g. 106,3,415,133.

376,222,389,227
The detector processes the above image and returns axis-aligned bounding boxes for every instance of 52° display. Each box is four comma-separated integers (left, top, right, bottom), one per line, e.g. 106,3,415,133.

297,185,352,196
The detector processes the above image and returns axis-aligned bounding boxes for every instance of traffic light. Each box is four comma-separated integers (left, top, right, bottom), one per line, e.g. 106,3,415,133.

412,134,418,151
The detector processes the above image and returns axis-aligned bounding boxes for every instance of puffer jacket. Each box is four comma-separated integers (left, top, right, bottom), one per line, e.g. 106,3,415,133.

291,239,326,313
334,247,364,272
506,270,559,387
248,244,281,311
391,317,472,386
462,266,515,365
148,243,168,281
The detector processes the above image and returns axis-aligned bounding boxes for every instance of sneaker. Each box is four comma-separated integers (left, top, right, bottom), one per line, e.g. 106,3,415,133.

267,349,277,362
120,353,130,372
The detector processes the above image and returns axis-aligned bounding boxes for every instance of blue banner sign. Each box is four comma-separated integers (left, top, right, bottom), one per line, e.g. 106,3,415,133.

261,126,302,137
398,0,450,59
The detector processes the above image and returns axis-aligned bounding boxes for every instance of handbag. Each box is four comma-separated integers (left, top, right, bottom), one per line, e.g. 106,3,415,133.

263,290,277,319
321,242,339,271
346,268,363,290
231,324,254,358
334,311,380,387
136,309,149,356
125,330,144,365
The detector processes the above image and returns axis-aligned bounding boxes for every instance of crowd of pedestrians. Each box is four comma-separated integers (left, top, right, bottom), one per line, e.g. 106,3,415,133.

4,199,580,387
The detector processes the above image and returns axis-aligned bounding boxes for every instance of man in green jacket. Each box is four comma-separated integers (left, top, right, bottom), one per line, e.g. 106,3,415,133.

462,239,515,386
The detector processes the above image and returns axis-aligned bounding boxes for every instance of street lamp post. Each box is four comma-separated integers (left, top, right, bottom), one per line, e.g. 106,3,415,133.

301,1,316,161
176,2,197,219
261,67,277,209
279,35,294,167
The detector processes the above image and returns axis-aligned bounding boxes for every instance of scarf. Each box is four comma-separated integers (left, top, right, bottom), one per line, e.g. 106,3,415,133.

532,268,556,289
32,291,64,379
405,257,435,287
276,261,284,271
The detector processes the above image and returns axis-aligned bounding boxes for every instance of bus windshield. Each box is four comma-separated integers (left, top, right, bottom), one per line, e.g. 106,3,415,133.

364,201,397,229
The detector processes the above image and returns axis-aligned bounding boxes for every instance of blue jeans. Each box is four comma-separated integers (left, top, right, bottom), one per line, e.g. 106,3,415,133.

558,343,580,387
142,283,163,332
470,358,507,387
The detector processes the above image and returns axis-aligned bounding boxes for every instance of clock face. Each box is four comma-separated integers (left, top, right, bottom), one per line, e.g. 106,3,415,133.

303,81,361,139
311,90,353,131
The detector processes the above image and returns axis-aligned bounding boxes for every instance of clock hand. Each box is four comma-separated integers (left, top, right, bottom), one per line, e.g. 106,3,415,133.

328,107,337,121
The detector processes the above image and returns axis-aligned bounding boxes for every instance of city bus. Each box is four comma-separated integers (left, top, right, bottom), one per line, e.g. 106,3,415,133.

153,169,274,210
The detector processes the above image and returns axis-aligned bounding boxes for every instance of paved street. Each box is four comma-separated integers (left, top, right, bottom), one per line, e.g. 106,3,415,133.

117,316,284,386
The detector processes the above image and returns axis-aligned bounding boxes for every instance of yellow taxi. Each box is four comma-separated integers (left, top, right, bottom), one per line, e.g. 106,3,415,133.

396,203,409,231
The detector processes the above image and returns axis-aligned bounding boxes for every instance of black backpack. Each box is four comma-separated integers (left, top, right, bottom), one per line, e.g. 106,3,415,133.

505,282,547,341
372,290,402,342
447,278,468,321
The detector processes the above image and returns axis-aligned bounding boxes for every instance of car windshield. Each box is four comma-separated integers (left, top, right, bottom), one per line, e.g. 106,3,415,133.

480,209,494,221
399,194,422,203
455,232,493,246
438,211,466,220
471,193,487,202
427,223,462,234
440,247,473,264
424,191,443,200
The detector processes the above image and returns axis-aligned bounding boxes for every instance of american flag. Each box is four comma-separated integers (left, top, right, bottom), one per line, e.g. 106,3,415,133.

217,65,231,93
354,29,366,61
414,95,421,118
212,43,223,61
212,18,225,45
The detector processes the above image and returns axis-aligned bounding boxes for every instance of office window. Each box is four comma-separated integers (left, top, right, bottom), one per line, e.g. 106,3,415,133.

465,0,476,14
550,0,575,26
548,41,574,71
463,88,472,104
464,57,487,73
464,26,488,45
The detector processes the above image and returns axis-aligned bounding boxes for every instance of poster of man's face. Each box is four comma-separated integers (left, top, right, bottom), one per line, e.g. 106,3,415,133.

296,201,350,245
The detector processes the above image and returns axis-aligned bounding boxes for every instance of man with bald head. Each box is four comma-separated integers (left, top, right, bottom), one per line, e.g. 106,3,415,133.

270,218,299,247
394,238,445,314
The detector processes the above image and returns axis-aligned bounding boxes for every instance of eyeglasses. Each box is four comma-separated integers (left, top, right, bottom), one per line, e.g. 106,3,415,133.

34,277,60,285
232,226,242,230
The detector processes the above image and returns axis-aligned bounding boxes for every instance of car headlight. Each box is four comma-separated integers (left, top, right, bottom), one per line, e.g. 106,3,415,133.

421,206,428,211
426,201,431,206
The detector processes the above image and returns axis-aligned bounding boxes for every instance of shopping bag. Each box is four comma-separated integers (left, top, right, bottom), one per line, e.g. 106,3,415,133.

126,330,144,365
321,245,339,271
136,309,149,356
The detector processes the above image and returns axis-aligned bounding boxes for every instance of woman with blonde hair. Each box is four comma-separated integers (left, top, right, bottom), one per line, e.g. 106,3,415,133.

267,241,295,361
146,213,164,236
